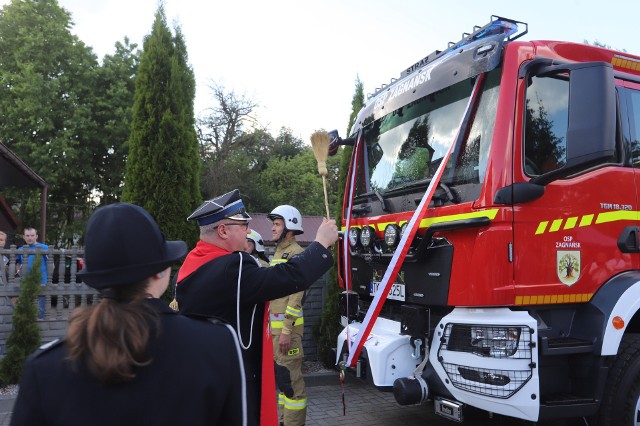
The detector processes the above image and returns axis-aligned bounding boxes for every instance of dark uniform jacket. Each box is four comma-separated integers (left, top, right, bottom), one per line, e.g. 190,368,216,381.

176,241,333,424
11,298,244,426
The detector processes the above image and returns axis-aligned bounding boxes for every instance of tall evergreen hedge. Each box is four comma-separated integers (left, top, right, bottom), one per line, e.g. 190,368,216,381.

122,6,201,249
0,253,42,386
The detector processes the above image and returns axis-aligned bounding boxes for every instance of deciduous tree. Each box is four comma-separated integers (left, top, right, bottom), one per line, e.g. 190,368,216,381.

92,38,141,205
197,82,258,198
257,147,340,216
0,0,100,246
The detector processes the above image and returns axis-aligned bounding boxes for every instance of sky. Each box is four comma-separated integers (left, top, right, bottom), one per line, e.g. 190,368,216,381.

4,0,640,142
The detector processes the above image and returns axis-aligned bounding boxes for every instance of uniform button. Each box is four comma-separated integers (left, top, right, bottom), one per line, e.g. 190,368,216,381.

322,254,327,259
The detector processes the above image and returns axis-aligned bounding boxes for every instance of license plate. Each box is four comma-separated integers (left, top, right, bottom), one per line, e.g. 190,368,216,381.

370,281,405,301
434,398,463,422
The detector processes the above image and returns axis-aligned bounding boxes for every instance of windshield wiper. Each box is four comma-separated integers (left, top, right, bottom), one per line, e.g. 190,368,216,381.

353,189,390,212
388,178,459,204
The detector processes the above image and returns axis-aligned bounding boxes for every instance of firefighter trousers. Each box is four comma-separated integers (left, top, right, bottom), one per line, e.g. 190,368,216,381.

273,333,306,426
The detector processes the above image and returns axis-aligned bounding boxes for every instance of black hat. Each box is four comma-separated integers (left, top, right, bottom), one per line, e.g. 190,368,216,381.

78,203,187,289
187,189,252,226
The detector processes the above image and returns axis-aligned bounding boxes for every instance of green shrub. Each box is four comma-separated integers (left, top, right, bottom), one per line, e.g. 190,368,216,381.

0,253,42,386
315,255,342,368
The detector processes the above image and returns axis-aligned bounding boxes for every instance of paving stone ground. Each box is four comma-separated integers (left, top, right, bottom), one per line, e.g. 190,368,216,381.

306,372,576,426
0,372,583,426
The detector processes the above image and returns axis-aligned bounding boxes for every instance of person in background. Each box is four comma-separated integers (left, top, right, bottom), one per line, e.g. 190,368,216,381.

267,205,307,426
245,229,270,267
11,203,246,426
16,227,48,319
176,189,338,426
0,231,8,284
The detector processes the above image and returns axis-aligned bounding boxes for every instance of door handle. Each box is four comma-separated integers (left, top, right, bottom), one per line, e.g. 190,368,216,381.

618,226,640,253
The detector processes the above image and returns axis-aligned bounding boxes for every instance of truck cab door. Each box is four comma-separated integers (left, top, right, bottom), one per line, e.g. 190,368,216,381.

511,62,638,303
621,82,640,257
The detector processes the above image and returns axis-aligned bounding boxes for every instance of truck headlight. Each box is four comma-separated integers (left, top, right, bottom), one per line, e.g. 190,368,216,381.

384,224,399,247
360,226,375,248
470,326,521,357
400,222,408,237
348,227,361,248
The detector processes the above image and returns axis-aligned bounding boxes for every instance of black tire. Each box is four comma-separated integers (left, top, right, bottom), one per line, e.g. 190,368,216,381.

598,334,640,425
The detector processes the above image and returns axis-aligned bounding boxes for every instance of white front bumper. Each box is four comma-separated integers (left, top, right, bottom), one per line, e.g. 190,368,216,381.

336,308,542,422
336,316,423,387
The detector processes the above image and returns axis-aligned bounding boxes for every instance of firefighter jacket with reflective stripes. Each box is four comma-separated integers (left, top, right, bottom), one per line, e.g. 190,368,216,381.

270,237,305,336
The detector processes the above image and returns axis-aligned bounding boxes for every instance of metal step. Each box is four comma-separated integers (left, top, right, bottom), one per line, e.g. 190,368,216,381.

543,393,595,406
540,336,596,355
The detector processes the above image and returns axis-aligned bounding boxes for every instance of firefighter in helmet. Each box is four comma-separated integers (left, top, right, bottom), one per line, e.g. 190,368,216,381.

246,229,270,267
267,205,307,426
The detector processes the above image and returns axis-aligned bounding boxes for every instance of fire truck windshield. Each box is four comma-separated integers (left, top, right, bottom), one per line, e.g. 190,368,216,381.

356,68,501,203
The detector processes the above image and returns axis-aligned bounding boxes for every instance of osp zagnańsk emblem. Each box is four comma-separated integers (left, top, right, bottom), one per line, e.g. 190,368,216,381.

557,250,580,286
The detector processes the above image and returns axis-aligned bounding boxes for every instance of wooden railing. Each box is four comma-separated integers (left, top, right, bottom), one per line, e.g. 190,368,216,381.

0,245,98,321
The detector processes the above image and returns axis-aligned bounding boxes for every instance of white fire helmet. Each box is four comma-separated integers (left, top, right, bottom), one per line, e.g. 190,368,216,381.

267,205,303,235
247,229,265,253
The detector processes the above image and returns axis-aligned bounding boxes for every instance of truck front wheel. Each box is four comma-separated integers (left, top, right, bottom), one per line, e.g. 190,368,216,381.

598,334,640,425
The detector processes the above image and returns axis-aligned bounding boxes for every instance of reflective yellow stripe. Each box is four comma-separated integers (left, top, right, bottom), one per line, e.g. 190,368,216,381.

285,305,302,317
535,210,640,235
596,210,640,224
549,219,563,232
270,317,304,328
270,258,288,266
563,216,578,229
283,396,307,410
580,214,594,227
515,293,593,305
419,209,499,227
340,208,499,232
535,221,548,235
278,393,285,406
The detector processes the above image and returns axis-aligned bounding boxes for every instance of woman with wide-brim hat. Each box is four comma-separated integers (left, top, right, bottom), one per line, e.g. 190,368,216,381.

11,203,246,426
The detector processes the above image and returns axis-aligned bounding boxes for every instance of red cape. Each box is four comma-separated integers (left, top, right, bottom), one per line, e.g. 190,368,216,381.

177,240,230,283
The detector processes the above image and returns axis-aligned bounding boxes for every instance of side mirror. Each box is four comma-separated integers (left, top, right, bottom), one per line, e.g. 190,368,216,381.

327,130,355,156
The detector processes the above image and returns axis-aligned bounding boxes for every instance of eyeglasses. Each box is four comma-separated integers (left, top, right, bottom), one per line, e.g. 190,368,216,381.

215,222,249,230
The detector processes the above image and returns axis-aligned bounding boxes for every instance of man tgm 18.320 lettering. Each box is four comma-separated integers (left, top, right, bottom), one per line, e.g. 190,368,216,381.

329,15,640,425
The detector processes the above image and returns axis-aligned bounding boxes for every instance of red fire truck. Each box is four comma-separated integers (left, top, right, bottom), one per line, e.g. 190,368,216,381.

331,15,640,425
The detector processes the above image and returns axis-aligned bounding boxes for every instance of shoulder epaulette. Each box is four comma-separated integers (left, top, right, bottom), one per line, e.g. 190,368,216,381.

33,338,64,358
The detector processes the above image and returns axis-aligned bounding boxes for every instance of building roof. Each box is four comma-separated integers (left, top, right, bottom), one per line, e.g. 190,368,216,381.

0,143,48,240
0,143,47,189
249,213,325,246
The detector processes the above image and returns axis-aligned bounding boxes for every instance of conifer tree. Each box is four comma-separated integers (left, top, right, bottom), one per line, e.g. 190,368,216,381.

316,78,364,365
122,6,201,247
0,254,42,386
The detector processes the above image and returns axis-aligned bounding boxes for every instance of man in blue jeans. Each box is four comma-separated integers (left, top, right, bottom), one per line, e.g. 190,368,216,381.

16,227,48,319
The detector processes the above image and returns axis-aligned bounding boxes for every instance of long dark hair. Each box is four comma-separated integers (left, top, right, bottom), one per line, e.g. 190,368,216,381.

66,280,159,384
